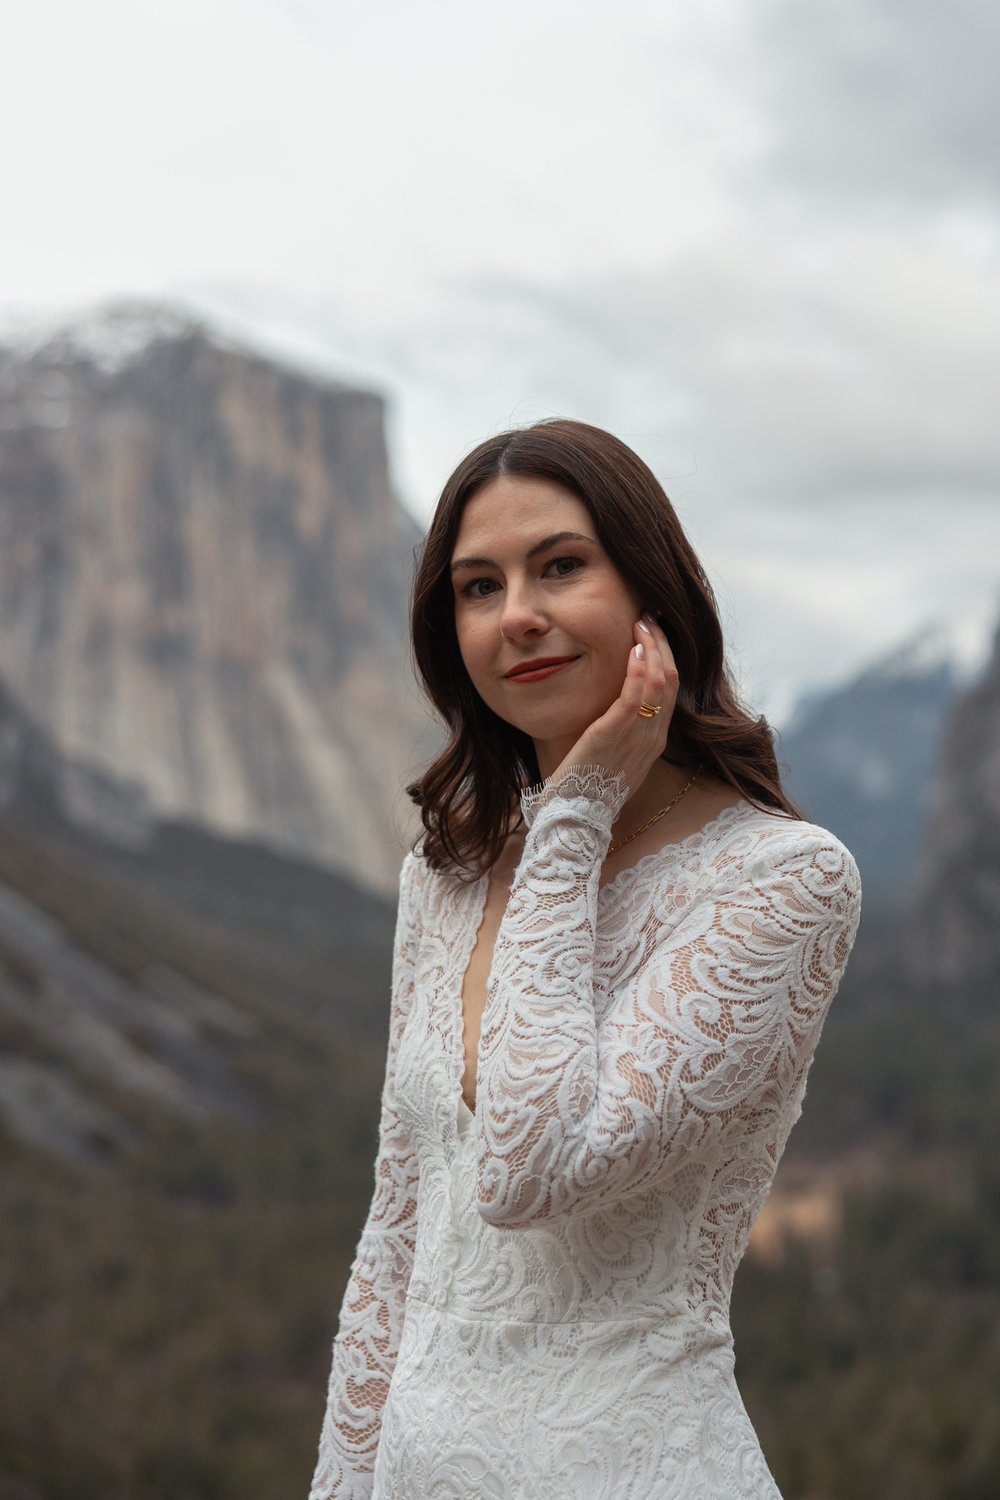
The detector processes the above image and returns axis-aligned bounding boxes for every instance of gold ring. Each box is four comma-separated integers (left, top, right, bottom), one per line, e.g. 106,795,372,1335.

637,702,661,719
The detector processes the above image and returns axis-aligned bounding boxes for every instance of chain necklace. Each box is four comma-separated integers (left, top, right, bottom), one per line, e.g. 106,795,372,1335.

607,763,704,855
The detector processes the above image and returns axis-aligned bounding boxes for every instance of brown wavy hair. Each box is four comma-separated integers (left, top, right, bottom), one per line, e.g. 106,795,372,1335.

406,418,801,878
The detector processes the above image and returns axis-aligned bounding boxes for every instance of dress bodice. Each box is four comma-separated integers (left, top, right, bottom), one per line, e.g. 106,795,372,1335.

309,767,862,1500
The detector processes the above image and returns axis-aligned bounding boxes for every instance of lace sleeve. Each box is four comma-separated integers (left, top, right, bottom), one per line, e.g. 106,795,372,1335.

519,762,630,829
474,771,861,1229
308,852,424,1500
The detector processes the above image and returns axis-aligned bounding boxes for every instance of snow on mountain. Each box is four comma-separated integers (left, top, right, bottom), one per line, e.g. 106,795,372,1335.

0,299,431,894
0,296,361,388
778,618,971,910
854,617,991,689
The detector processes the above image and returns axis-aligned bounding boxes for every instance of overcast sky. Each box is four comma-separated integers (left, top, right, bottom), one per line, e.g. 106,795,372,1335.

3,0,998,721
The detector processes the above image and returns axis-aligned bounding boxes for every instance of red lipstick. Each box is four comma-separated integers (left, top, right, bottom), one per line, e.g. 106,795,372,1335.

504,656,579,682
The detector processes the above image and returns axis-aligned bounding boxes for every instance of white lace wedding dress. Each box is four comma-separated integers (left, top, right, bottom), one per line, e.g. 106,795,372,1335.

309,767,862,1499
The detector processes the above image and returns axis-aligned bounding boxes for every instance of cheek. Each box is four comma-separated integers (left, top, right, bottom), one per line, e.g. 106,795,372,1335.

597,612,633,654
455,620,490,679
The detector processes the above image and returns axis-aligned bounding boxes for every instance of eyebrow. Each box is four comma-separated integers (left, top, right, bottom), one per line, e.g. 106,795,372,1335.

450,530,597,574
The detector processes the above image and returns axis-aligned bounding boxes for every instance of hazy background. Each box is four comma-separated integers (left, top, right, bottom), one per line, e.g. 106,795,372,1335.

2,5,999,1498
4,0,998,723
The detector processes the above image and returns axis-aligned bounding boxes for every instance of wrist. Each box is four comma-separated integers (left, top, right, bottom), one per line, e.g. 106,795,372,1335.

519,764,630,832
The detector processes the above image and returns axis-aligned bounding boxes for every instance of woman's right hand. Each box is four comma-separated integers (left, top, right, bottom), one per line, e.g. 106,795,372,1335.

549,613,679,797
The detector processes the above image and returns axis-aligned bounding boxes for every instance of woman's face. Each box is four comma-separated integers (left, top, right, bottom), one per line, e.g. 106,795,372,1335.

450,474,645,776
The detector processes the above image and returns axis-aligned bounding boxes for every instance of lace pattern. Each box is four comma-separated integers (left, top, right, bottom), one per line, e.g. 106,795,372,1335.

309,767,862,1498
475,774,859,1230
519,762,630,831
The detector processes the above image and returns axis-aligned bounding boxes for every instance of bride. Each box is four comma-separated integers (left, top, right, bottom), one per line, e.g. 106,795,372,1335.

309,417,862,1499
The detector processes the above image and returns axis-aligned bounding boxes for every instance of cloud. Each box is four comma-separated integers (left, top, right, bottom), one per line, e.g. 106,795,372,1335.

348,208,1000,515
751,0,1000,209
185,252,1000,722
5,0,997,719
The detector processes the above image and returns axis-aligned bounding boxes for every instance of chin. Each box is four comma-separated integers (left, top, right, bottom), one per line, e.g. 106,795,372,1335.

486,685,609,744
514,715,592,745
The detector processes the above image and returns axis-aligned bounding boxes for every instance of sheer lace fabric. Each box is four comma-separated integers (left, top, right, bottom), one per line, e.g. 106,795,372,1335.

310,768,861,1500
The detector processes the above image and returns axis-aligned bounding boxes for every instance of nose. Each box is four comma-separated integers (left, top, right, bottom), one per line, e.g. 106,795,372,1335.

499,578,550,641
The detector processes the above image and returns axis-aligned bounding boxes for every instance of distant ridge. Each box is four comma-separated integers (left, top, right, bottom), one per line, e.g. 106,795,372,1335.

779,620,964,910
904,616,1000,992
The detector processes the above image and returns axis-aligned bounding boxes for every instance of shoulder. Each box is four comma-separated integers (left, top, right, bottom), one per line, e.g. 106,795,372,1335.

702,803,862,919
396,840,469,916
394,846,429,920
735,804,858,863
399,842,434,891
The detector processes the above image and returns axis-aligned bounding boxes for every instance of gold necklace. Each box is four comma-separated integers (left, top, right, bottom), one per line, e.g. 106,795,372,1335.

607,764,703,855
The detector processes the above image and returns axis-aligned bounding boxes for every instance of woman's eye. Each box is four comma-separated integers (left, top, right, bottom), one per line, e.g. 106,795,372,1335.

548,555,584,578
459,556,583,600
460,577,498,600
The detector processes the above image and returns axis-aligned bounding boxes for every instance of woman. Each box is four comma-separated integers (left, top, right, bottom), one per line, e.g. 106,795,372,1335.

309,419,862,1499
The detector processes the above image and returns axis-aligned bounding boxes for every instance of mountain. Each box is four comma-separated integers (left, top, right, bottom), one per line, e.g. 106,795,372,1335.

0,299,436,895
0,674,402,1496
777,623,964,910
0,670,396,1168
903,618,1000,992
0,671,154,847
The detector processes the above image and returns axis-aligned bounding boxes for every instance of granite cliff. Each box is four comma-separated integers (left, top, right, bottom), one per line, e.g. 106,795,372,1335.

0,301,434,893
904,617,1000,992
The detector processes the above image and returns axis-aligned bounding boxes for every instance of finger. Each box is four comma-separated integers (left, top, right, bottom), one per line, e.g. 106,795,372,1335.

632,620,677,743
629,637,648,686
641,611,674,659
641,614,679,690
632,619,666,697
624,634,662,720
615,635,648,714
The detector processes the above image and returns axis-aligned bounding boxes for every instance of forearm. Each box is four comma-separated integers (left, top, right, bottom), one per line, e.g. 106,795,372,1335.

474,773,626,1226
473,782,863,1231
309,1228,413,1500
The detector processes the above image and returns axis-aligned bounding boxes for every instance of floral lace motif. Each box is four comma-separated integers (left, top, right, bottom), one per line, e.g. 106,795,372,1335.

519,763,630,830
309,778,862,1499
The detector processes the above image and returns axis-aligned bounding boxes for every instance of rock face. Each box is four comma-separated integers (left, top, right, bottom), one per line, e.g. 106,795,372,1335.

0,671,396,1164
778,624,962,911
0,301,434,894
904,619,1000,991
0,669,155,847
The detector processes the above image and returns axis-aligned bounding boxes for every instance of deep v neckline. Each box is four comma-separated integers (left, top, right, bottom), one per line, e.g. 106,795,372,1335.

454,871,492,1121
451,800,757,1121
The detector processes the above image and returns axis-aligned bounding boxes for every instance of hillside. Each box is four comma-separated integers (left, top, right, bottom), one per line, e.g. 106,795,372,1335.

0,681,398,1497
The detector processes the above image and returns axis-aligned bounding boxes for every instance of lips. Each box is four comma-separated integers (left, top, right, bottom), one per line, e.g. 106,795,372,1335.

504,656,579,679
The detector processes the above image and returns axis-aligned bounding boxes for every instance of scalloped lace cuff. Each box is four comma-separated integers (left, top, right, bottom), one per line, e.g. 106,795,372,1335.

519,764,631,831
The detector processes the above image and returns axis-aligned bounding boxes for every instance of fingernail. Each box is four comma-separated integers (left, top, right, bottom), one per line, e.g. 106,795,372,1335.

634,642,645,660
637,619,652,635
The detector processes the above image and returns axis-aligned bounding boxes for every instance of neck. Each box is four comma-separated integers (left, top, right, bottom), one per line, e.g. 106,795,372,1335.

533,735,583,782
